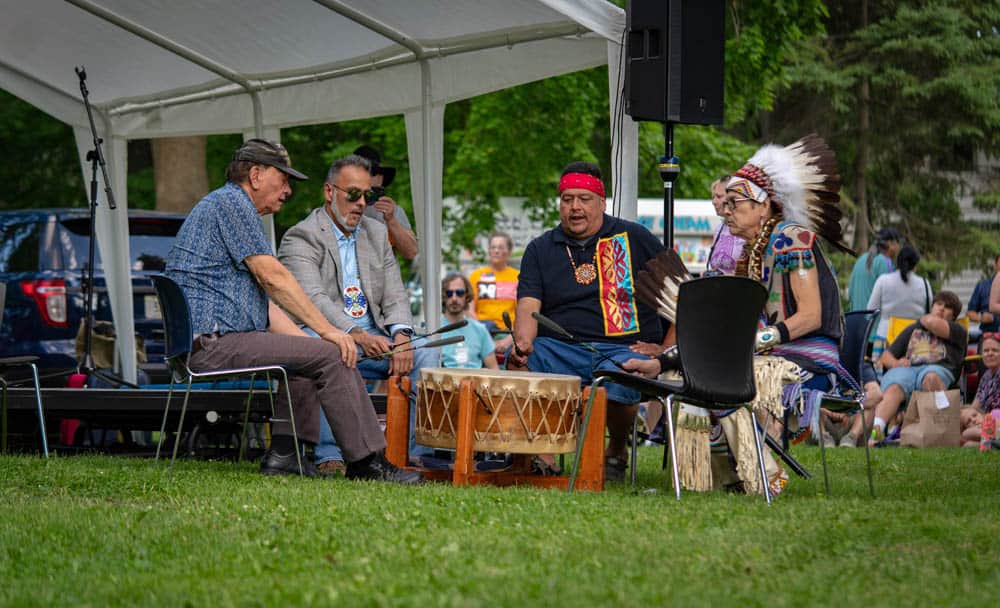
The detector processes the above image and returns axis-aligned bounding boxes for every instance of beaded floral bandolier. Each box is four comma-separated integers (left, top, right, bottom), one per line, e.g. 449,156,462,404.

735,216,780,281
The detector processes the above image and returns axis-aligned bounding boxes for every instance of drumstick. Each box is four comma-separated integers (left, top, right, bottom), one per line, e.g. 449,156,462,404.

501,311,525,357
388,320,470,351
358,335,465,362
530,312,629,372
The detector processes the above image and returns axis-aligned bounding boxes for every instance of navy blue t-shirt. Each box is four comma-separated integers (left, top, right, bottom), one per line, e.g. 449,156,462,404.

518,214,665,345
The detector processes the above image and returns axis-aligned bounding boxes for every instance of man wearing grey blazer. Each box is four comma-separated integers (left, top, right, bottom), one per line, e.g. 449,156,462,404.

278,154,436,469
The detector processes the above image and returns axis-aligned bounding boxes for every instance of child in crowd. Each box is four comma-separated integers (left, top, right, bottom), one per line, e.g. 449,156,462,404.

960,406,983,448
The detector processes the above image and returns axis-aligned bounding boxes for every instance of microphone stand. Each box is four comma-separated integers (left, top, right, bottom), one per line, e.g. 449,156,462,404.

75,66,136,389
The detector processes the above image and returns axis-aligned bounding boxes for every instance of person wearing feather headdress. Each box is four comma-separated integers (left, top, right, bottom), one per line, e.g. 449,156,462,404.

507,161,666,482
625,135,858,495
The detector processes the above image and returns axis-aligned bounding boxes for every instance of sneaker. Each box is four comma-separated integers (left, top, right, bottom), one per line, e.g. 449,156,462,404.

821,430,837,448
260,450,319,477
868,426,885,448
346,452,424,485
838,433,857,448
604,456,628,482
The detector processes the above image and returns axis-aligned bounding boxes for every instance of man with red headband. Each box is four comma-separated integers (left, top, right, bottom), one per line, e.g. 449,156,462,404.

508,161,665,481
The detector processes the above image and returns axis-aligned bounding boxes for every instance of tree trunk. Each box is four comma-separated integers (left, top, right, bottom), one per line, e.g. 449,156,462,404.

852,0,872,252
152,136,209,213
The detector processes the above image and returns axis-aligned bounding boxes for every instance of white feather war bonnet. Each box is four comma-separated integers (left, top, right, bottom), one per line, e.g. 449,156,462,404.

727,133,853,254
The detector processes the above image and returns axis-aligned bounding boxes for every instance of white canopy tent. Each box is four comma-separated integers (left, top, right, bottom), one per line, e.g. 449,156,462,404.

0,0,639,383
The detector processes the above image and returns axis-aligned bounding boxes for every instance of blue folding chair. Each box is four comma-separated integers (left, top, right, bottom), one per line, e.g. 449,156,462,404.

0,283,48,457
818,308,880,497
150,275,302,474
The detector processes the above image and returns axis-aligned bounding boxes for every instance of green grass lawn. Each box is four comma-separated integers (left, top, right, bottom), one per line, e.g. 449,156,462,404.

1,446,997,607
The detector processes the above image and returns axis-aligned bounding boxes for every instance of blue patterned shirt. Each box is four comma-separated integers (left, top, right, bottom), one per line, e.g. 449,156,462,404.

166,182,271,335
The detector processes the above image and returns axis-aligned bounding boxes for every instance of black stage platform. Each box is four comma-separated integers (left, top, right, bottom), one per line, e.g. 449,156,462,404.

1,387,387,454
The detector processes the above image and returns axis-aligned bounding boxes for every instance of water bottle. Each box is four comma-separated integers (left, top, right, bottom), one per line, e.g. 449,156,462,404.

981,411,996,452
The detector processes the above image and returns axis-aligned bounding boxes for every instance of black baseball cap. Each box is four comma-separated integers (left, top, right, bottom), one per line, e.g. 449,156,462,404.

233,139,308,181
353,145,396,187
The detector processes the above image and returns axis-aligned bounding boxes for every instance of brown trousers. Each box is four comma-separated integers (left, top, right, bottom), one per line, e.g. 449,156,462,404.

189,331,386,462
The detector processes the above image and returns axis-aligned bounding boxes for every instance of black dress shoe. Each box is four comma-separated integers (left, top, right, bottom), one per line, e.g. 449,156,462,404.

346,453,424,485
260,450,319,477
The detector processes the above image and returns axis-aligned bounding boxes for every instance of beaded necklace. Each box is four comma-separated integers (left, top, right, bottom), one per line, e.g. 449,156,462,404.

744,216,780,282
565,244,597,285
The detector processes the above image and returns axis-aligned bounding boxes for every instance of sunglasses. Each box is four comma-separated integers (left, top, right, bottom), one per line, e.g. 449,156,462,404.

445,289,466,298
332,184,384,205
983,332,1000,341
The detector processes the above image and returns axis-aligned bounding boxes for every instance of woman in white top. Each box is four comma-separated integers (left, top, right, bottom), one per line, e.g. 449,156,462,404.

867,245,931,359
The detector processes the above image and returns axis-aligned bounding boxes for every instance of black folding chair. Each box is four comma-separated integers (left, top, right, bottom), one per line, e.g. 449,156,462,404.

592,276,771,501
0,283,48,457
818,309,880,497
150,275,302,474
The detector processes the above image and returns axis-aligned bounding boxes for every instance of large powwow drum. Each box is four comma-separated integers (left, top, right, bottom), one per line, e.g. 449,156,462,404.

415,368,581,454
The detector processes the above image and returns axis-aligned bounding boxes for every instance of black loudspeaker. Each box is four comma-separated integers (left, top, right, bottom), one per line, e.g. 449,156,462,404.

625,0,725,125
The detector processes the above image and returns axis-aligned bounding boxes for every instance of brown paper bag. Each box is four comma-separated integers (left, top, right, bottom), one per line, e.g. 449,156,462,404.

899,389,961,448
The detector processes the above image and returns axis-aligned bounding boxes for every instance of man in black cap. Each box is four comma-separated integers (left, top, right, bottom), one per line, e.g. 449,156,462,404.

165,138,422,484
353,145,418,260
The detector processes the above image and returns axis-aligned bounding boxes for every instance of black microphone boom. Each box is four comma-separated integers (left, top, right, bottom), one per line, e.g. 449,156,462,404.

530,312,628,372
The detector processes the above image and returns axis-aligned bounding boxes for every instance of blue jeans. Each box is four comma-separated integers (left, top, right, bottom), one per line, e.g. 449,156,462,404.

881,363,954,403
306,327,438,463
525,337,649,404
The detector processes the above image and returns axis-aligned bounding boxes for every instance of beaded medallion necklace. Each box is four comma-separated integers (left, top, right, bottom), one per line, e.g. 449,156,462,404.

565,244,597,285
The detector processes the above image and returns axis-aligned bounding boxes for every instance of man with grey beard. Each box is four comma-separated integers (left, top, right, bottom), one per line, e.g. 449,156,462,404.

278,155,436,471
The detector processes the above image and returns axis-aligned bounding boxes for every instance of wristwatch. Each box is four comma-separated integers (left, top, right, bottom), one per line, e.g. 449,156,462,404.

393,328,415,339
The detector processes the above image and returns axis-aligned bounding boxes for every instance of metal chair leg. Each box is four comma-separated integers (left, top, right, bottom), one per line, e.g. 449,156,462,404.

861,411,876,498
819,409,831,497
29,363,48,458
751,408,772,505
663,396,681,500
155,374,177,462
278,369,303,476
239,373,256,464
169,382,195,475
630,415,638,486
1,379,7,454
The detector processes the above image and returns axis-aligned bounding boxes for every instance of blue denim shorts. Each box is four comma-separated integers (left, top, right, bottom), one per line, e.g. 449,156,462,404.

526,337,649,404
881,364,955,401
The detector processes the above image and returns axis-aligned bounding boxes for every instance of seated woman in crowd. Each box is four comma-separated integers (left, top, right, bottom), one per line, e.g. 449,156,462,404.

972,332,1000,415
867,244,931,372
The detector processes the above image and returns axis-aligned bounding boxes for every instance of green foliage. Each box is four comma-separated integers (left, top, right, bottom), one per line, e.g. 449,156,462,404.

778,0,1000,273
637,124,757,199
441,70,608,263
2,449,999,606
724,0,830,132
0,90,84,209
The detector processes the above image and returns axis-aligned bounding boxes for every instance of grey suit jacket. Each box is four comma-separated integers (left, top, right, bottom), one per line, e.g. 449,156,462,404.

278,206,412,334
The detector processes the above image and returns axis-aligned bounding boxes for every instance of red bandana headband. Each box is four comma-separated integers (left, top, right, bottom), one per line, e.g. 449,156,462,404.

559,172,605,197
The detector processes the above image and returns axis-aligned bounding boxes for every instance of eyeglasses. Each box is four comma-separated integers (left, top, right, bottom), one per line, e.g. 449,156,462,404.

445,289,466,298
332,184,381,205
720,196,756,214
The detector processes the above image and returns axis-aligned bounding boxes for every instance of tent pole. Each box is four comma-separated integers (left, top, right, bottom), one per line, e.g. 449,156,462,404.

419,59,441,332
